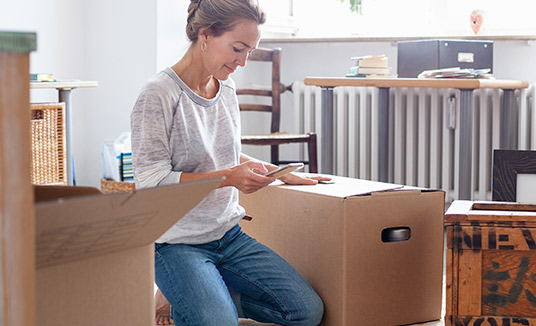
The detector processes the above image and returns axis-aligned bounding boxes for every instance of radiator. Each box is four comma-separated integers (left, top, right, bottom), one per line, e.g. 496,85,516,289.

291,82,536,202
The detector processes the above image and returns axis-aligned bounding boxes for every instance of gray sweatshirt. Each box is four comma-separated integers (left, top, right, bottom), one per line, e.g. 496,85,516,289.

130,67,245,244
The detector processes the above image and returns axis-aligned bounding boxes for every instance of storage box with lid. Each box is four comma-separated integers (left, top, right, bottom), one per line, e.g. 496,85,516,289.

445,200,536,326
397,39,493,78
239,175,445,326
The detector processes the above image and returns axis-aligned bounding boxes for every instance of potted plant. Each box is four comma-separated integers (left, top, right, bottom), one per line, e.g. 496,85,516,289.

339,0,363,14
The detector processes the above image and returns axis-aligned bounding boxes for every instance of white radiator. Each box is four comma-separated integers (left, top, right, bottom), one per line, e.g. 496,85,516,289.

291,82,536,202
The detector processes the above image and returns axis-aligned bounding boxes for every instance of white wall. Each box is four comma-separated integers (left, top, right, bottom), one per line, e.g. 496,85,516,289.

0,0,87,101
157,0,189,71
74,0,157,187
1,0,157,187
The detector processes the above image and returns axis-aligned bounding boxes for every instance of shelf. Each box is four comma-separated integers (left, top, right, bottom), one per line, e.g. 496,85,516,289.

261,35,536,44
30,80,98,90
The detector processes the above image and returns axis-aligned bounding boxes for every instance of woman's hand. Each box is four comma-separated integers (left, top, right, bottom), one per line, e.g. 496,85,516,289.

222,160,276,194
279,173,332,185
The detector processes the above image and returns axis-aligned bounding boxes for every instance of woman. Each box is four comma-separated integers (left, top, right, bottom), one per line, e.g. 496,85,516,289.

131,0,327,325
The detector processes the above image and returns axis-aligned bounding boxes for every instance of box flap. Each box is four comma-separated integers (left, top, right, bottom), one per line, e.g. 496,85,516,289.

274,175,403,198
35,178,222,268
34,185,102,202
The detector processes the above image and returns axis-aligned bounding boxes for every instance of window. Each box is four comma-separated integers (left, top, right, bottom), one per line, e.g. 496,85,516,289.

258,0,298,37
259,0,536,39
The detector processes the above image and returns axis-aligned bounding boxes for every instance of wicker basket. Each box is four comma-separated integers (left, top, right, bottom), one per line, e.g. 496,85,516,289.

100,178,136,194
30,103,66,185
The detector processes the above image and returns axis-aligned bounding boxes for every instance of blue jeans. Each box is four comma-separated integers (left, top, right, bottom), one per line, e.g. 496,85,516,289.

154,225,323,326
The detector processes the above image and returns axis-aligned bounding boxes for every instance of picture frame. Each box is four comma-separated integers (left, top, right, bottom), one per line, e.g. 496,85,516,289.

492,149,536,202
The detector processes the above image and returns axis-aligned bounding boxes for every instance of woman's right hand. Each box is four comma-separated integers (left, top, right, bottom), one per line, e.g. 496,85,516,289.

222,160,276,194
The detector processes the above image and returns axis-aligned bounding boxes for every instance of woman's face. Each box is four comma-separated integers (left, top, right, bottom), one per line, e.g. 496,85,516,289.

202,19,261,80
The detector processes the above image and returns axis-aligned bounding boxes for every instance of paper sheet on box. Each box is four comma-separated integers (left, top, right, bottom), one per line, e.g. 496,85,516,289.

277,175,403,198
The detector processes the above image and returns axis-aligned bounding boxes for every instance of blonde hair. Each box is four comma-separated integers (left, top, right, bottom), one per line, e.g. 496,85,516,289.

186,0,266,42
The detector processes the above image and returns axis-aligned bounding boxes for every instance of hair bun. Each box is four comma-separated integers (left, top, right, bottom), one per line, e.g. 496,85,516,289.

185,0,265,42
187,0,202,23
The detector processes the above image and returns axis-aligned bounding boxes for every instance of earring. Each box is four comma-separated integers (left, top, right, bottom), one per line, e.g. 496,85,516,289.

201,42,207,51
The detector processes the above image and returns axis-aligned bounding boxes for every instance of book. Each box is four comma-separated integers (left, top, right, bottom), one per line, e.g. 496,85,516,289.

349,65,391,75
119,152,134,181
352,66,391,75
30,73,55,82
364,74,398,78
346,73,398,78
351,55,388,68
347,54,396,78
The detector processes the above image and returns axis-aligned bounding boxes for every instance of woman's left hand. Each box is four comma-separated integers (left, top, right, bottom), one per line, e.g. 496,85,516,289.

279,173,332,185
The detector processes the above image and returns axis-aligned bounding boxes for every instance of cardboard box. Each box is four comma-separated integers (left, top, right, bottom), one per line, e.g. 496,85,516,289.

445,200,536,326
239,176,445,326
34,178,221,326
397,39,493,78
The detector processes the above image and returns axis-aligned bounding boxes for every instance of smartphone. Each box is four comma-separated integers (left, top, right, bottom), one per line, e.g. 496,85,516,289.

318,180,335,184
265,163,304,178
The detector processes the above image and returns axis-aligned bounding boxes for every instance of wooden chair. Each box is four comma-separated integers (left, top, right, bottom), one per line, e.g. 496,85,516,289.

237,47,318,173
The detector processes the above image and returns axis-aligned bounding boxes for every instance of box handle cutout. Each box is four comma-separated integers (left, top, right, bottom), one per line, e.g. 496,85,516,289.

381,227,411,243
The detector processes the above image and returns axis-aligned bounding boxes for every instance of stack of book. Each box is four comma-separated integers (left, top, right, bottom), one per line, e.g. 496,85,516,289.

30,73,55,82
346,55,397,78
119,152,134,182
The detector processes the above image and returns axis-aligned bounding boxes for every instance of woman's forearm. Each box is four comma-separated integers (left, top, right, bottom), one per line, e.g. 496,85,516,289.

179,169,231,187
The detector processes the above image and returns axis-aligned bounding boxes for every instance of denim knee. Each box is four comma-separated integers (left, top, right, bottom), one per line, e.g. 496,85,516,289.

295,292,324,326
171,304,238,326
277,291,323,326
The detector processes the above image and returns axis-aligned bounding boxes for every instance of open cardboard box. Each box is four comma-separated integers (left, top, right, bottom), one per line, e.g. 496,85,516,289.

239,175,445,326
34,178,221,326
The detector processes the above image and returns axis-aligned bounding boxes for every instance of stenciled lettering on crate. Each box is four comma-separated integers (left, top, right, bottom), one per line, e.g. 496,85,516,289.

451,224,536,251
446,201,536,326
450,316,536,325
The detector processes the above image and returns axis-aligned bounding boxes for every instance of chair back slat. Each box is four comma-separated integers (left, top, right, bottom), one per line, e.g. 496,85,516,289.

238,47,281,134
248,49,273,61
239,104,272,112
237,47,318,173
236,89,272,97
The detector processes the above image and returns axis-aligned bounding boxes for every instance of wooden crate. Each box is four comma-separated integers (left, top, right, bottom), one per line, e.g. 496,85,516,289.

445,200,536,326
30,103,66,185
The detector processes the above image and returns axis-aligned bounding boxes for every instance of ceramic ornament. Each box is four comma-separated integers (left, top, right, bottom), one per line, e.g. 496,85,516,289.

470,10,484,35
